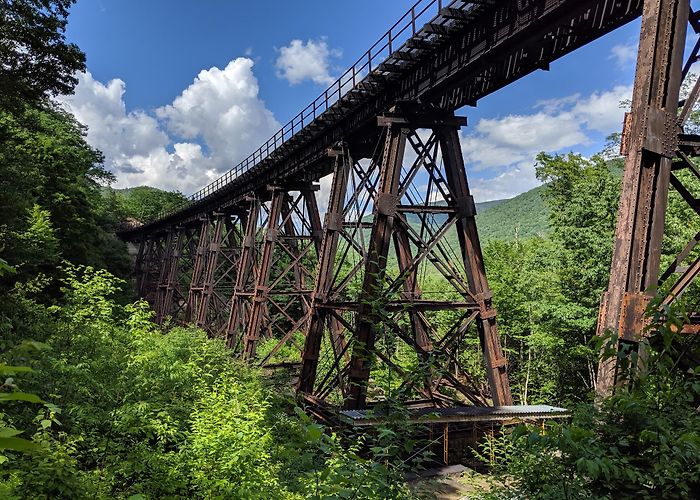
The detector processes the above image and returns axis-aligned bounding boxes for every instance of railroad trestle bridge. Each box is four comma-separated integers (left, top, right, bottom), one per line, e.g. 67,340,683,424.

120,0,700,417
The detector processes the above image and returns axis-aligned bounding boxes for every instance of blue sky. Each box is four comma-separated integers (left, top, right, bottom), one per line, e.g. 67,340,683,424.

58,1,693,202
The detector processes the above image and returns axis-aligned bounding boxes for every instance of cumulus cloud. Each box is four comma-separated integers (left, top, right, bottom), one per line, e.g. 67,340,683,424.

461,85,632,201
57,58,279,193
609,43,637,66
275,38,341,86
157,58,280,171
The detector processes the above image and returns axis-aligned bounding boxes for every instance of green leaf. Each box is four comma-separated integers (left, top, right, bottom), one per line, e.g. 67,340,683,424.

0,392,42,403
307,424,323,442
0,365,32,375
0,437,37,452
0,428,23,438
40,419,51,429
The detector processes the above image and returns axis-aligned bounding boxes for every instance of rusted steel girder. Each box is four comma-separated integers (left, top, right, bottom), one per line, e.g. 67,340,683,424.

597,0,694,397
243,188,286,359
298,105,512,411
135,237,157,303
185,213,244,337
255,186,324,367
154,226,197,325
240,185,323,363
226,198,262,350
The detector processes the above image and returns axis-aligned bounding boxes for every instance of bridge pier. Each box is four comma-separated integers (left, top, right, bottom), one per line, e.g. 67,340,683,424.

185,213,244,337
596,0,699,396
134,235,165,308
154,226,197,325
226,198,261,350
298,105,512,411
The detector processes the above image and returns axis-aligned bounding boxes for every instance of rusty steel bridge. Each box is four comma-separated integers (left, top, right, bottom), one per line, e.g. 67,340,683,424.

120,0,700,418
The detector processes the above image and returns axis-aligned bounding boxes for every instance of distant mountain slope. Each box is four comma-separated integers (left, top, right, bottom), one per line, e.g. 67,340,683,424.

475,198,507,213
475,185,550,242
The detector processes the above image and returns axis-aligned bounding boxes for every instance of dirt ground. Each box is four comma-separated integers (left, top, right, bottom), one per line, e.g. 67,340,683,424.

408,468,495,499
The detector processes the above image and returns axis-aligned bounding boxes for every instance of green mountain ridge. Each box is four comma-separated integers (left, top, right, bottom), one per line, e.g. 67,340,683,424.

475,185,550,242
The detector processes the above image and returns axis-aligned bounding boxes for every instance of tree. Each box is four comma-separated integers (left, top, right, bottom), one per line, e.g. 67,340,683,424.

0,104,130,285
0,0,85,110
111,186,188,223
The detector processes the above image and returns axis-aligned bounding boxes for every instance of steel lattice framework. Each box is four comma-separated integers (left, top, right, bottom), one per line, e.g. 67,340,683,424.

120,0,700,412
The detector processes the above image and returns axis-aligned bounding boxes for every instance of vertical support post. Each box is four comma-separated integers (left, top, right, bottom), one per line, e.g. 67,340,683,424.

186,218,210,323
138,238,155,298
443,423,449,465
134,238,147,297
155,229,184,325
345,124,407,410
304,186,324,254
439,124,511,406
195,215,225,328
597,0,688,397
226,199,260,349
243,189,284,359
299,148,351,395
281,195,305,298
393,229,432,352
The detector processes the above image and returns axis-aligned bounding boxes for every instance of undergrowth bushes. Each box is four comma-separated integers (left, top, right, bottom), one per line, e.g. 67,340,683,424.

0,265,409,498
475,303,700,499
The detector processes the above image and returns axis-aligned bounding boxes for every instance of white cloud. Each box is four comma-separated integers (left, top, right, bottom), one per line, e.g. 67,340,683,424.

463,111,588,171
571,85,632,133
57,58,279,193
461,85,633,201
470,161,542,202
609,43,637,66
275,38,341,86
157,58,280,171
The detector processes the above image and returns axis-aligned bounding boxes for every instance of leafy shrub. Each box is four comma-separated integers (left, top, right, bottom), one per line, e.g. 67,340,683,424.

0,265,409,498
478,304,700,499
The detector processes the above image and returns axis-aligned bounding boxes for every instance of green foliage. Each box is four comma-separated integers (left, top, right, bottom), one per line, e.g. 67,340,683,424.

0,103,131,287
0,265,409,497
535,152,622,314
475,185,550,242
0,0,85,109
478,304,700,499
108,186,188,223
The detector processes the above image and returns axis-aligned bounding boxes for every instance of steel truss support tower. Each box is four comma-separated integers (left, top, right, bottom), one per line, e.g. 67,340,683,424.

222,186,323,362
597,0,700,396
298,105,512,411
185,212,244,337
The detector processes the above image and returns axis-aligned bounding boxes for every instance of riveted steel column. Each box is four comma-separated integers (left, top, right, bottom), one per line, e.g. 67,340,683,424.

226,199,260,349
345,125,407,410
439,124,512,406
597,0,688,397
155,228,184,325
185,218,210,323
134,238,147,297
299,148,351,395
243,189,284,359
195,215,225,329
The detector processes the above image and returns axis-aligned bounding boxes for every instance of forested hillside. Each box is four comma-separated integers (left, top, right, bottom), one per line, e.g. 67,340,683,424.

476,186,549,242
0,1,698,499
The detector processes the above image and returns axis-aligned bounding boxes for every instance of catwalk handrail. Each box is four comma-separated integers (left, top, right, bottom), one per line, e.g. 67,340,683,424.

145,0,455,223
